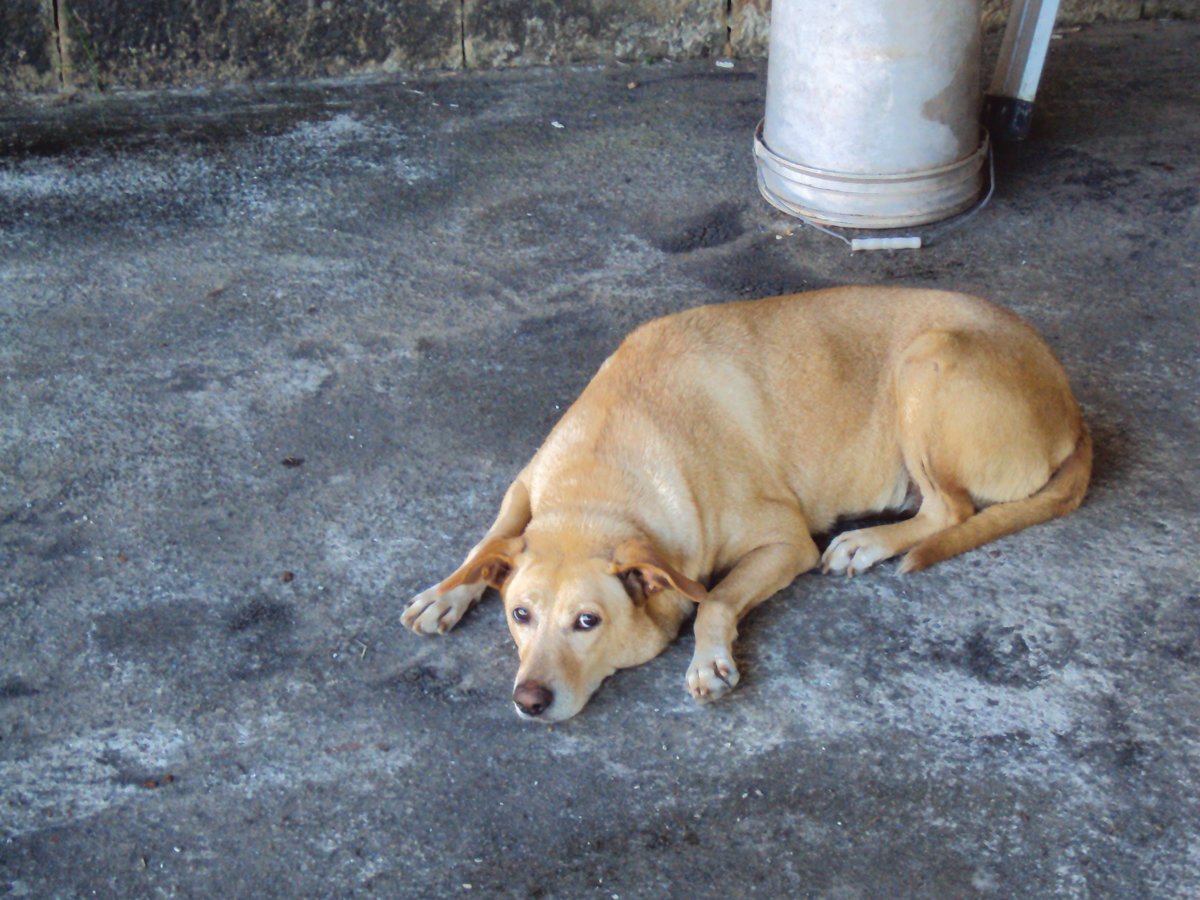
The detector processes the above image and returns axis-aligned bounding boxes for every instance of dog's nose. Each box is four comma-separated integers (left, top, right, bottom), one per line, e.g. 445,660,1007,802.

513,682,554,717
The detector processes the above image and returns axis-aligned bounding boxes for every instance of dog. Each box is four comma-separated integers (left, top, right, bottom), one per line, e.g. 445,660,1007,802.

402,287,1091,722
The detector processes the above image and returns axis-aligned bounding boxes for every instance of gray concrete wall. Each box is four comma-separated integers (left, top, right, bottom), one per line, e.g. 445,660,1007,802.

2,0,1197,92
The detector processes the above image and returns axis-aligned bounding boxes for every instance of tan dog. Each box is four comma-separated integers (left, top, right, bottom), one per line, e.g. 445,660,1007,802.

402,287,1090,722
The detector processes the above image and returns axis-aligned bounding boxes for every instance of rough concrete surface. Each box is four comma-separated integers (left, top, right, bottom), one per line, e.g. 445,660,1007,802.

0,0,59,93
58,0,464,88
463,0,726,69
1,18,1198,899
4,1,1200,92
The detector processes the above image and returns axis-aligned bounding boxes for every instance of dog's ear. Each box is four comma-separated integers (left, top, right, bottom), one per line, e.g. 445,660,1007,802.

610,539,707,604
438,536,525,594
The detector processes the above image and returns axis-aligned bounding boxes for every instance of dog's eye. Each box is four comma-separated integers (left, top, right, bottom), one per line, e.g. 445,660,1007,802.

512,607,531,624
574,613,602,631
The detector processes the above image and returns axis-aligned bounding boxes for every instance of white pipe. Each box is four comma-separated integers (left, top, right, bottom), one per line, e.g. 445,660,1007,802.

985,0,1062,140
990,0,1060,102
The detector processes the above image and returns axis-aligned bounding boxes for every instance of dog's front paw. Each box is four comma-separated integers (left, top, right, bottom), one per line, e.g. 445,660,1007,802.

401,582,483,635
686,646,740,703
821,530,891,577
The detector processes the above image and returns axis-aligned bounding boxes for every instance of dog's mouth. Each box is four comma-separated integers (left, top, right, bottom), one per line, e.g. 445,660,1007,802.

511,667,620,721
514,702,551,722
513,700,577,724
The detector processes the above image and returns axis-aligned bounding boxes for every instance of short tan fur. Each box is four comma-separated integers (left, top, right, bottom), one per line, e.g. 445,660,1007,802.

402,287,1090,721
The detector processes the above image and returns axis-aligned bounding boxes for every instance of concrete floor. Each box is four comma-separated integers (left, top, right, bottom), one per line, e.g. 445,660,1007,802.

2,19,1198,898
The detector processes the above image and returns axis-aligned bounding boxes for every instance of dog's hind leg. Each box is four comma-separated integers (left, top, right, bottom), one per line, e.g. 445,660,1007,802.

822,331,980,576
687,508,819,702
402,476,532,635
821,327,1080,575
821,474,974,576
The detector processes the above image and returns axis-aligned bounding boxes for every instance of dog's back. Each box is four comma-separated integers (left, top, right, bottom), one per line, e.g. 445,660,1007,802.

530,287,1083,537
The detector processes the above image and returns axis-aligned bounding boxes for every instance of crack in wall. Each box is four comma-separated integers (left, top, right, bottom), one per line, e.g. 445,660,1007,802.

50,0,66,88
460,0,468,69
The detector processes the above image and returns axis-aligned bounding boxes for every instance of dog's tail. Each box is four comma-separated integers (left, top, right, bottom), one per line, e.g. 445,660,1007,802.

901,424,1093,573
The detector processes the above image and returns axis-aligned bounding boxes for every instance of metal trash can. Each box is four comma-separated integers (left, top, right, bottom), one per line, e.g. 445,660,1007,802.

754,0,988,229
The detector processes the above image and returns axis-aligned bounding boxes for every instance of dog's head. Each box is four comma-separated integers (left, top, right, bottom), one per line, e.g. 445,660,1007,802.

439,534,705,722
